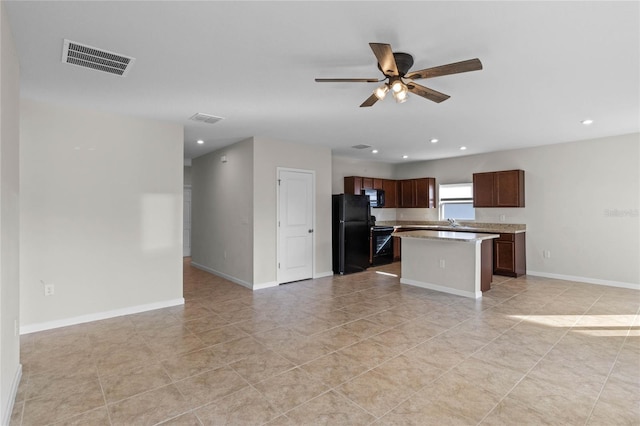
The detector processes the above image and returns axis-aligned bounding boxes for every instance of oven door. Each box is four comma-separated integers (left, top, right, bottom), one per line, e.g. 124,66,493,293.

371,228,394,265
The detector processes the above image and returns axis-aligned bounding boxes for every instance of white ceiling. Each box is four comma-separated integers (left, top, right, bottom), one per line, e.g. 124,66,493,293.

5,1,639,163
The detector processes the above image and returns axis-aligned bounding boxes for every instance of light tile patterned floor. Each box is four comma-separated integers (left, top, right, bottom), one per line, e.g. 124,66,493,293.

10,259,640,425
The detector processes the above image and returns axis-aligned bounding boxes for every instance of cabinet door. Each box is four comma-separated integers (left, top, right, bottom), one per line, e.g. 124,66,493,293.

494,234,515,276
473,172,495,207
399,180,415,207
414,178,436,208
382,179,398,208
344,177,363,195
414,178,429,207
495,170,525,207
362,177,374,190
373,178,384,190
393,236,401,261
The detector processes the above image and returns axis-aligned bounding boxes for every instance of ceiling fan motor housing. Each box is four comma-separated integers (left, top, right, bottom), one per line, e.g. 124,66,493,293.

378,52,414,76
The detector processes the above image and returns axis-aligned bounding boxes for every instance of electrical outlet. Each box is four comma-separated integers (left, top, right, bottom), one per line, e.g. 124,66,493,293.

543,250,551,259
439,259,446,269
499,214,506,222
44,283,55,296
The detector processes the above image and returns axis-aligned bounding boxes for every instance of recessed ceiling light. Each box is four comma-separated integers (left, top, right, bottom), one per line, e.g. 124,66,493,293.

402,155,409,159
372,149,378,154
581,119,594,125
197,139,204,144
460,146,467,151
430,138,438,143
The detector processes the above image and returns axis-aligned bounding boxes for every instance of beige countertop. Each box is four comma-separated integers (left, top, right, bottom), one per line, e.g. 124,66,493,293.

391,230,500,242
377,221,526,234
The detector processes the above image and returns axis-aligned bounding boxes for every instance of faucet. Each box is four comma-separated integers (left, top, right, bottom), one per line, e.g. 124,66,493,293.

447,218,460,227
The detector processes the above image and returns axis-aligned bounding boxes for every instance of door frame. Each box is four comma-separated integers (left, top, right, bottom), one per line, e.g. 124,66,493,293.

276,167,316,285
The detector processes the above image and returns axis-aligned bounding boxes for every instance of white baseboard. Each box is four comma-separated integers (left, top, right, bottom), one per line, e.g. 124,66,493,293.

2,364,22,426
314,270,334,279
527,271,639,290
20,298,185,335
190,261,254,290
253,281,278,290
400,277,482,299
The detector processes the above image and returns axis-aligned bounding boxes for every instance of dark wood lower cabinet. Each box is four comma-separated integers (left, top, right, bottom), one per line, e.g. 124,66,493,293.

493,232,526,277
393,236,401,261
480,239,493,291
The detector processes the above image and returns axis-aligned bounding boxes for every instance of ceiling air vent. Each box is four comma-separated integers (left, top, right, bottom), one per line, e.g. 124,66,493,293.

189,113,225,125
62,39,135,77
351,144,372,150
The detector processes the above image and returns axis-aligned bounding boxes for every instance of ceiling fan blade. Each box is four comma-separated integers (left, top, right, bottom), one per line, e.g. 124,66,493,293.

360,93,379,108
369,43,399,77
405,58,483,80
315,78,380,83
406,82,450,103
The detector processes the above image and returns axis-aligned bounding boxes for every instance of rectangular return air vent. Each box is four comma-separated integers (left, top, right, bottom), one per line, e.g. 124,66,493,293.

62,39,135,77
189,113,225,125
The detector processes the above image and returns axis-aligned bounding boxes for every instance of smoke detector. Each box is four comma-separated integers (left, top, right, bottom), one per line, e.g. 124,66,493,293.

351,144,372,150
62,39,135,77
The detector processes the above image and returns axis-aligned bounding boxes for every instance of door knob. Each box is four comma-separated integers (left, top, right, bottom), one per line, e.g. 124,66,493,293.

308,229,314,233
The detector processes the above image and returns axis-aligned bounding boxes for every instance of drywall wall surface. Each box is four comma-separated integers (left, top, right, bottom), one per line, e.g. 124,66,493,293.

0,3,21,422
254,138,333,284
191,138,254,286
20,99,184,327
395,133,640,286
332,156,395,194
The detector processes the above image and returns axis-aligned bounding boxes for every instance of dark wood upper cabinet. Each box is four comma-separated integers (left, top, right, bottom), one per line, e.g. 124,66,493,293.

398,179,414,207
399,178,436,208
382,179,398,208
473,170,525,208
344,176,363,195
345,176,435,208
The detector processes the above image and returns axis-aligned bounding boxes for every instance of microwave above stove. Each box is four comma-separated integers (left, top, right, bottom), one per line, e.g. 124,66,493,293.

362,188,385,208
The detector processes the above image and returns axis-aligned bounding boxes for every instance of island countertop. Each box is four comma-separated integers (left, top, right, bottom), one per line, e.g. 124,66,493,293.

392,230,500,242
377,221,526,234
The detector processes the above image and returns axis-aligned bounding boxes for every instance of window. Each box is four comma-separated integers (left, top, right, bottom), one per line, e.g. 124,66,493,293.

439,183,475,220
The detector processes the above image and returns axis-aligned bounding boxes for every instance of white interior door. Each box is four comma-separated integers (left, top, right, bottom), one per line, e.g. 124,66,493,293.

278,169,314,284
183,186,191,257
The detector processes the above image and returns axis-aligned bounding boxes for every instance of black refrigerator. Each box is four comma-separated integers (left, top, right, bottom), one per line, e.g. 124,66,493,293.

332,194,371,274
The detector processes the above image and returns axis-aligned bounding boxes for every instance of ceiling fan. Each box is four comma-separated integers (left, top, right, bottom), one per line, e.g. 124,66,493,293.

315,42,482,107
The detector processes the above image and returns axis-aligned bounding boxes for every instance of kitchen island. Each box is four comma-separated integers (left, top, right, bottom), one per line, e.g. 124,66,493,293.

392,230,499,299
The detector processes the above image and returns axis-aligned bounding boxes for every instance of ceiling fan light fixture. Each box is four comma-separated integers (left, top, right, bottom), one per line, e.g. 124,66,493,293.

393,85,409,103
374,84,389,100
390,79,405,93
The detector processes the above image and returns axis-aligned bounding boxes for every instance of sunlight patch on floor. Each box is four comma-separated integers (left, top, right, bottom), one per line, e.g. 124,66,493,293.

376,271,398,277
509,314,637,336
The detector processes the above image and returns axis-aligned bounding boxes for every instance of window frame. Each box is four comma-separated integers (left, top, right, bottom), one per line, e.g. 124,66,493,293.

439,183,475,221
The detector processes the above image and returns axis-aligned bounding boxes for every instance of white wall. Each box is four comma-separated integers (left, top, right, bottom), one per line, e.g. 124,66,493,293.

20,100,184,331
191,138,254,287
395,133,640,287
0,3,21,422
254,138,333,284
332,156,399,222
191,137,332,289
184,166,192,186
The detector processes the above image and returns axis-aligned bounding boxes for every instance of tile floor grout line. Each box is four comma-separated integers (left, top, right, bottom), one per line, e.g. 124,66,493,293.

475,291,607,425
582,310,638,426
